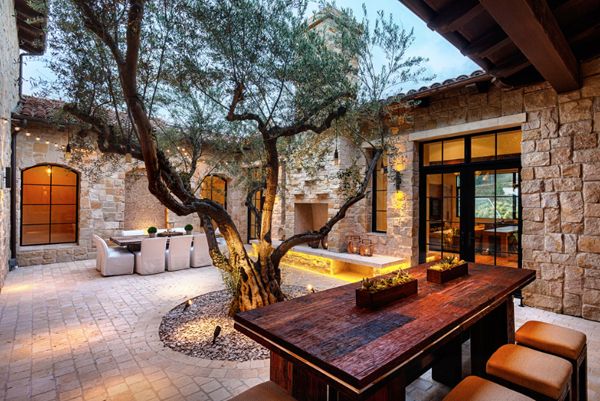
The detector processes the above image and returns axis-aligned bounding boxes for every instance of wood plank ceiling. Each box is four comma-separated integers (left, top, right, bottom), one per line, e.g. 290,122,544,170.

398,0,600,92
15,0,47,54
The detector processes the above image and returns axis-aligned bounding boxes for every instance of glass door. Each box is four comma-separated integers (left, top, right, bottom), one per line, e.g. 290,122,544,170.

423,172,462,262
472,169,520,267
419,129,522,268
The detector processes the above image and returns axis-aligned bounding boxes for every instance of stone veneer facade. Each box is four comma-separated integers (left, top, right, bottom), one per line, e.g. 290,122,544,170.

10,61,600,321
14,123,246,266
0,0,20,290
269,58,600,320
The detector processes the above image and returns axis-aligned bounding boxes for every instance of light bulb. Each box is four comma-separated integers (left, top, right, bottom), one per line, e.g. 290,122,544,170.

64,143,72,161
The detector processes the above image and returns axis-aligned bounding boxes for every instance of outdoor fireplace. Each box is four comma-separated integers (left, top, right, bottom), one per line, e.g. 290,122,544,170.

294,203,328,248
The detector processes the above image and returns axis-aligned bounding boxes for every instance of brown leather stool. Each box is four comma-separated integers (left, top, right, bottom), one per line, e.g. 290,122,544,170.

517,321,587,401
486,344,572,401
443,375,534,401
229,381,297,401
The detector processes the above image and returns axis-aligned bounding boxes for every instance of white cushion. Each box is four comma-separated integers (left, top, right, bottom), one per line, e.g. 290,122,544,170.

135,237,167,275
94,234,134,276
191,234,212,267
166,235,193,271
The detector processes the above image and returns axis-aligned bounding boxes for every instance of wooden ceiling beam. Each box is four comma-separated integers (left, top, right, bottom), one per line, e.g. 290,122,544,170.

462,29,511,58
429,1,483,33
489,54,531,78
480,0,580,92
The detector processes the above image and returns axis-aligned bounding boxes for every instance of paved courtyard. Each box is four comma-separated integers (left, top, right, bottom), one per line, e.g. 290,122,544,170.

0,260,599,401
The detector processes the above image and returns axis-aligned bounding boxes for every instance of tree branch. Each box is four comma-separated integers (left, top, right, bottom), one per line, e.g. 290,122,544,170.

273,105,347,138
226,82,266,130
271,148,383,266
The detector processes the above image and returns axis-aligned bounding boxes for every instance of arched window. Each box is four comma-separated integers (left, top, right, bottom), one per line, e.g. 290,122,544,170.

200,175,227,209
21,165,79,246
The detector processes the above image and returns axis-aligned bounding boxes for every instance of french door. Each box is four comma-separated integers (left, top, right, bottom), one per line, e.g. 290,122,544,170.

419,130,522,268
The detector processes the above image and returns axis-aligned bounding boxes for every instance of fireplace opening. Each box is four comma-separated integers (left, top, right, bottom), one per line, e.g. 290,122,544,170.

294,203,328,235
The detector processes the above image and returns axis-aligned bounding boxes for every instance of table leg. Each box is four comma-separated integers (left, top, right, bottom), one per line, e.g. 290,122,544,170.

432,336,463,387
470,297,515,376
270,351,328,401
270,351,407,401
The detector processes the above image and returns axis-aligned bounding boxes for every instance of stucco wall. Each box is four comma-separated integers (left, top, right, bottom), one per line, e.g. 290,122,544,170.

124,170,165,230
0,0,20,289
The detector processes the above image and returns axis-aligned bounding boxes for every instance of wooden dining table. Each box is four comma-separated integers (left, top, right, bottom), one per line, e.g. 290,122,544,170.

110,232,185,251
234,263,535,401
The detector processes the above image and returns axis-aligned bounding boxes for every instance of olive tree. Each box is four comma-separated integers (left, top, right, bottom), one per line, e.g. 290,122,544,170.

45,0,428,313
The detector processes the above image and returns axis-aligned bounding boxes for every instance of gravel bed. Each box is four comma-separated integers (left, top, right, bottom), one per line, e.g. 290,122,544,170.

159,285,306,361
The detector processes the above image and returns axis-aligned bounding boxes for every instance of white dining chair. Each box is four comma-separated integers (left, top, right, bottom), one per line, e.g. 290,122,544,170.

166,235,193,271
191,233,212,267
120,229,145,236
134,237,168,275
93,234,135,276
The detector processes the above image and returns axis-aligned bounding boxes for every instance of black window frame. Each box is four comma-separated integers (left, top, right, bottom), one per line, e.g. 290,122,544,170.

371,153,388,233
201,174,228,210
20,164,80,246
418,127,522,267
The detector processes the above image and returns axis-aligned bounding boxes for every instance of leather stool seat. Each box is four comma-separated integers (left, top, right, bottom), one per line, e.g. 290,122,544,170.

517,320,587,401
516,321,586,360
487,344,572,400
443,375,534,401
229,381,296,401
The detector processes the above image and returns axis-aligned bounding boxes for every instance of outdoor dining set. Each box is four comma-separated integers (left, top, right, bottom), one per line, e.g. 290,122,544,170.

92,228,222,276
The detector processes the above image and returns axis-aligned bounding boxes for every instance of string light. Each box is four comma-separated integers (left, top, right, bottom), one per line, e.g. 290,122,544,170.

35,137,40,141
64,143,72,161
25,131,30,136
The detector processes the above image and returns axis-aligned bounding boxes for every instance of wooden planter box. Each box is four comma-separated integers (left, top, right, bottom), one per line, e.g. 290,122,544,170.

356,279,418,308
427,263,468,284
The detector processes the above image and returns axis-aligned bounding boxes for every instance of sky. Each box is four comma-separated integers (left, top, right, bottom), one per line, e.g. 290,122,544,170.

22,0,479,99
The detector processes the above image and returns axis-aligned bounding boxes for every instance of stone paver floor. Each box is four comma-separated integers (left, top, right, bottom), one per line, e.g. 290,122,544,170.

1,260,599,401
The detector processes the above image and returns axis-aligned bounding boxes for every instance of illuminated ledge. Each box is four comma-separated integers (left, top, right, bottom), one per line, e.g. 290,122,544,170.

250,240,407,277
287,244,405,270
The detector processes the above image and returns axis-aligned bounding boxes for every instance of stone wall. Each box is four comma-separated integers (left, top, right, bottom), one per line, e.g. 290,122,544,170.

272,136,372,253
14,124,248,266
519,60,600,320
380,58,600,321
0,0,20,289
15,124,134,266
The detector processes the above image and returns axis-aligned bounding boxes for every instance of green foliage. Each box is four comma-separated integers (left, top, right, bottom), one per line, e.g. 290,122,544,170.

360,269,414,293
219,263,242,300
147,226,158,234
336,163,362,198
184,224,194,231
430,256,465,272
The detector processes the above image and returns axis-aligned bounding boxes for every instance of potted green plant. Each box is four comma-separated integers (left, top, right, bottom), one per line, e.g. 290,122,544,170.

427,256,468,284
356,270,418,308
147,226,158,238
184,224,193,235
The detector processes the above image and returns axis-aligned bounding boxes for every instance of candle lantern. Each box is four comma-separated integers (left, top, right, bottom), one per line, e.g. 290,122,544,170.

347,235,361,254
359,239,374,257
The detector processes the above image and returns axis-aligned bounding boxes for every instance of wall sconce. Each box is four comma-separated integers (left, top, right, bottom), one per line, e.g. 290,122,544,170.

394,170,402,191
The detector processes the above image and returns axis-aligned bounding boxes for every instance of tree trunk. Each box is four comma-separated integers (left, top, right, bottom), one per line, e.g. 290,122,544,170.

199,213,284,315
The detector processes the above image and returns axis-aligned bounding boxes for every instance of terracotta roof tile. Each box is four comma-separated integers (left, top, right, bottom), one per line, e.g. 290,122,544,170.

14,96,66,122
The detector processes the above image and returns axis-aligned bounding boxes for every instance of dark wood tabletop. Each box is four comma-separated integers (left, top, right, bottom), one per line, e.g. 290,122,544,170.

110,232,186,246
234,263,535,393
